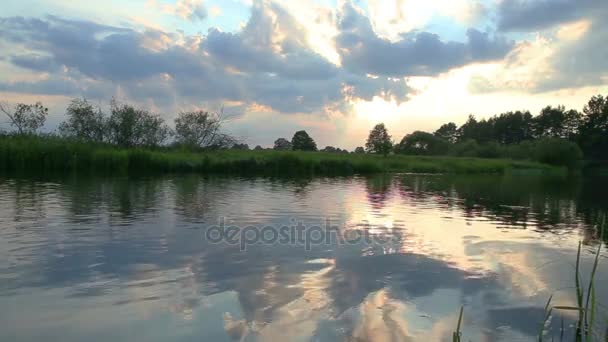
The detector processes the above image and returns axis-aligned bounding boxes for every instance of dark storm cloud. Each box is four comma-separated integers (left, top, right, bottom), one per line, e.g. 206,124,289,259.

496,0,603,32
336,2,513,77
10,54,59,72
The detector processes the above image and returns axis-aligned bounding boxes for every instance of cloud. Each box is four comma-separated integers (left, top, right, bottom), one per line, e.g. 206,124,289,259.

471,0,608,93
335,2,513,77
0,2,411,115
154,0,208,22
366,0,487,41
496,0,602,32
10,54,59,72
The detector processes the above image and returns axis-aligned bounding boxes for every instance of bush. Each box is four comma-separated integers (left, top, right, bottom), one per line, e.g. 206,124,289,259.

449,139,479,157
396,131,449,155
532,138,583,168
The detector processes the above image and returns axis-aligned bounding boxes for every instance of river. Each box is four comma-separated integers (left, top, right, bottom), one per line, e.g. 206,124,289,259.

1,174,607,341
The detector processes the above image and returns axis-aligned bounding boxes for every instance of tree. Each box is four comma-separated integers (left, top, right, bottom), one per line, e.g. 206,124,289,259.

231,143,249,150
254,145,264,151
107,101,171,148
291,130,317,151
354,146,365,154
321,146,337,153
59,98,105,142
491,111,534,144
0,101,48,134
579,94,608,159
365,123,392,156
563,109,582,141
396,131,449,155
457,115,496,143
273,138,292,150
434,122,458,143
174,110,233,149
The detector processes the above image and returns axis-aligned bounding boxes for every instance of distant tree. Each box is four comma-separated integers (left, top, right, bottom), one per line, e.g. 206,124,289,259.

321,146,337,153
354,146,365,154
174,110,233,149
579,94,608,159
396,131,449,155
231,143,249,150
59,98,105,142
107,101,171,147
254,145,264,151
563,109,583,140
291,130,317,151
0,101,48,135
531,106,581,140
457,115,482,143
273,138,292,151
491,111,534,144
434,122,458,143
365,123,392,156
533,106,565,138
457,115,495,143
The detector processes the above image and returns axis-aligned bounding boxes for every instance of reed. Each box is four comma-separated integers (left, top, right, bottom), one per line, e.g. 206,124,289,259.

0,134,560,177
453,306,464,342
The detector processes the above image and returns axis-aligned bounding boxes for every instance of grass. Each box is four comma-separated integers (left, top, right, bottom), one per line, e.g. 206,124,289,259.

0,134,562,176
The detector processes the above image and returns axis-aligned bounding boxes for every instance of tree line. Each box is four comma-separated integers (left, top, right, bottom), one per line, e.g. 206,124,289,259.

0,98,236,150
362,94,608,167
1,94,607,167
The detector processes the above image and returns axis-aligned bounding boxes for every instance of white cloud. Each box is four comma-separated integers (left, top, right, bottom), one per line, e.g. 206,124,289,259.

150,0,208,21
366,0,486,41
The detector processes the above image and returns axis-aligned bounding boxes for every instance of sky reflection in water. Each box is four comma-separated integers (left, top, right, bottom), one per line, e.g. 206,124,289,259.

0,174,607,341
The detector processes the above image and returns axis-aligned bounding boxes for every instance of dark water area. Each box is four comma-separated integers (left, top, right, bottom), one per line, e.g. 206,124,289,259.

1,174,607,341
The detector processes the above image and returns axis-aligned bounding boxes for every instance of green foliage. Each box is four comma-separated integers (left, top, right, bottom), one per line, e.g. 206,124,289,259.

273,137,292,150
354,146,365,154
59,98,105,142
492,110,534,144
174,110,233,149
434,122,458,143
0,135,558,177
107,101,171,148
231,143,249,150
446,138,582,168
533,105,582,139
532,138,583,168
579,95,608,160
0,102,48,135
291,130,317,151
366,123,392,156
396,131,449,155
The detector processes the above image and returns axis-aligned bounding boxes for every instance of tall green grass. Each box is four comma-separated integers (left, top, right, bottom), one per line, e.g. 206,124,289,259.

0,134,561,176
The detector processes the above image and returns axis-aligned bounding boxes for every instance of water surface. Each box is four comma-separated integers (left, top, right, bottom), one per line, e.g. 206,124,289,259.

1,174,607,341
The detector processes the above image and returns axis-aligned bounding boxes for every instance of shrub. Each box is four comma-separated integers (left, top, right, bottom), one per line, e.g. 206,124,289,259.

532,138,583,168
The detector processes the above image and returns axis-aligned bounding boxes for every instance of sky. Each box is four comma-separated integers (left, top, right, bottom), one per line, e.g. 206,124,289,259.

1,0,607,149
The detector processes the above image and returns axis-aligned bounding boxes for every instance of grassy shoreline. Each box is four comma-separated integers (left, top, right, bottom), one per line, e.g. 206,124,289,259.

0,135,562,176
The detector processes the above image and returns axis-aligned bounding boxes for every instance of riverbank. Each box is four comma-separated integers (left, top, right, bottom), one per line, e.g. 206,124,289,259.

0,135,561,176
